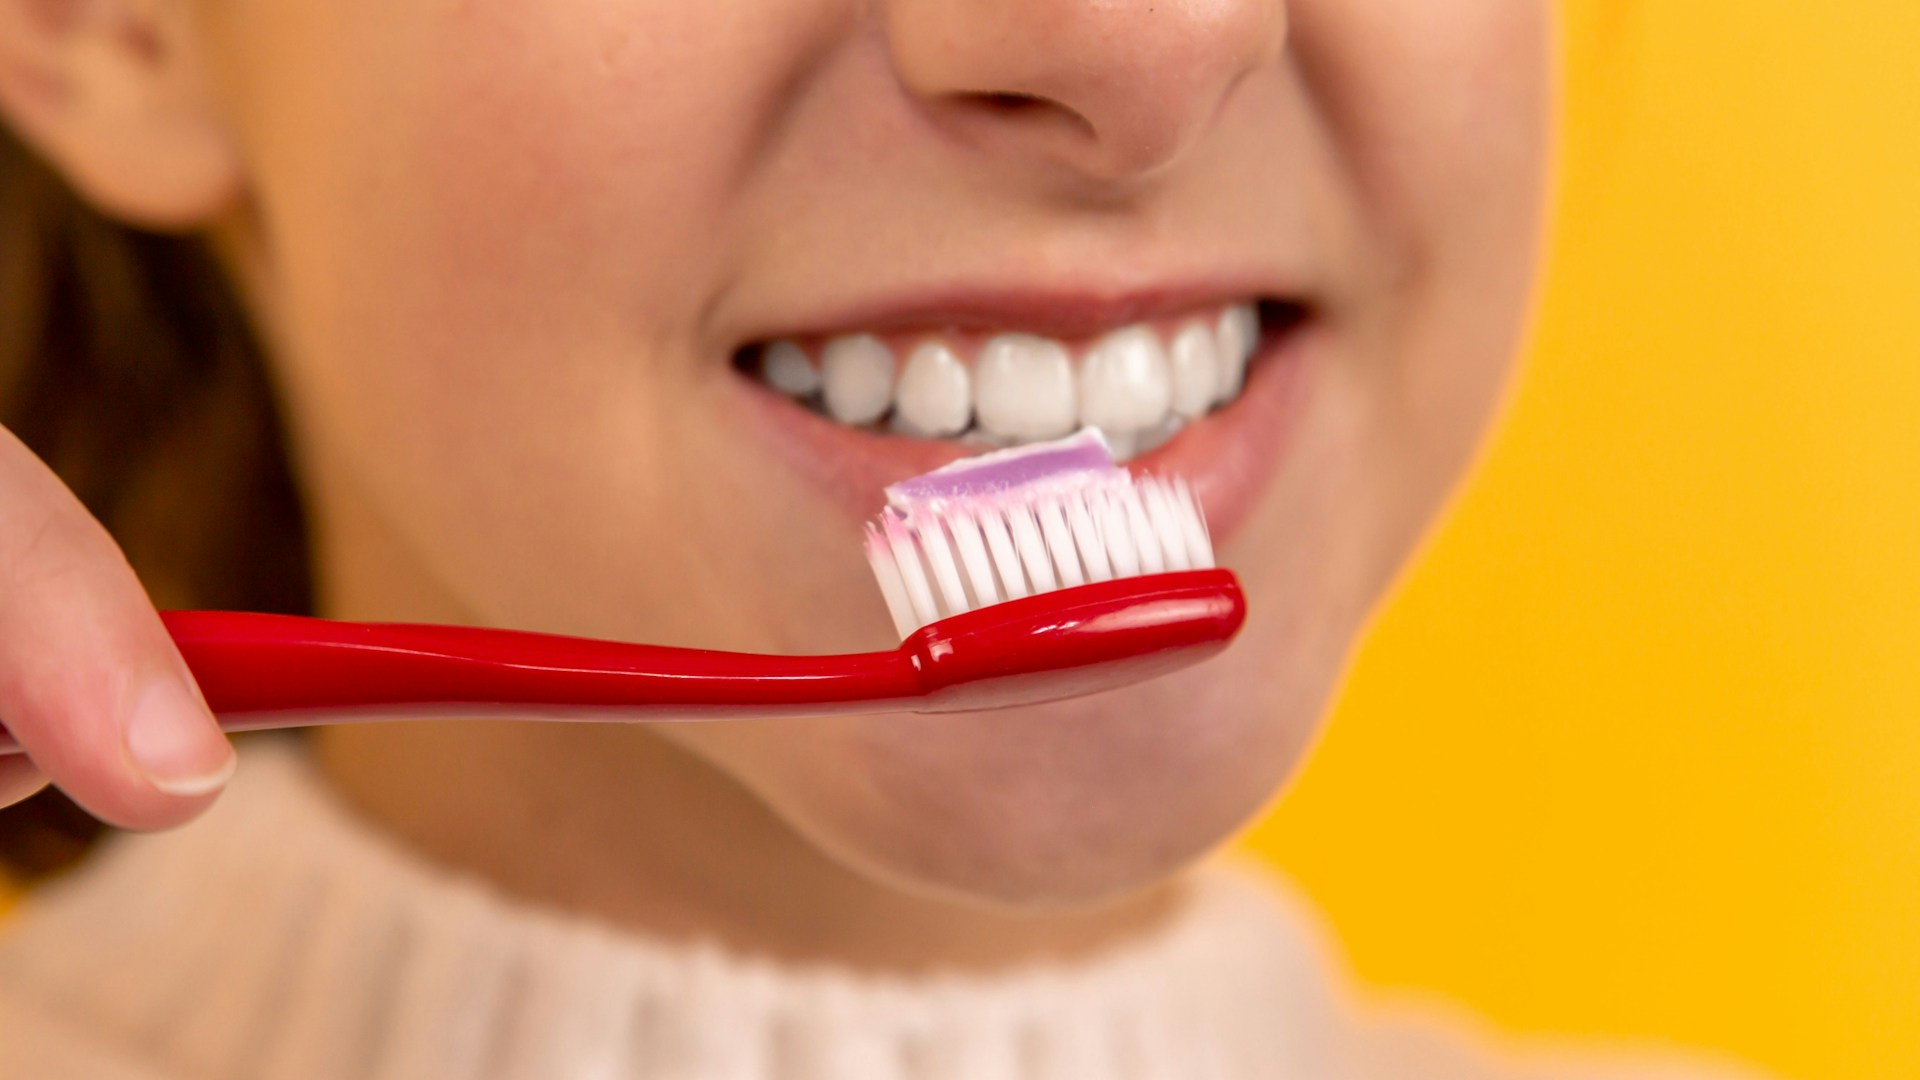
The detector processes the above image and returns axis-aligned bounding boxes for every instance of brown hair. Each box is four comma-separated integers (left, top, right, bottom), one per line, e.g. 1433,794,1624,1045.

0,127,312,879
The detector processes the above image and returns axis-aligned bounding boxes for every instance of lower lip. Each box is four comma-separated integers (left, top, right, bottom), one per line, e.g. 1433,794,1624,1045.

733,321,1317,546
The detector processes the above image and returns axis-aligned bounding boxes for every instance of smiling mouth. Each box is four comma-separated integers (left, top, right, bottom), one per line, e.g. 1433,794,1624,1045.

730,290,1317,551
732,298,1305,462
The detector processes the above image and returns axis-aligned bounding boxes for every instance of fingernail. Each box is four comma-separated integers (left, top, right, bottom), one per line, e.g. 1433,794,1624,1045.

125,678,236,797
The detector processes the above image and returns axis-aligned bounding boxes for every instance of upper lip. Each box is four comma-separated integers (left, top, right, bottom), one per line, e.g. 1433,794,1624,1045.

727,277,1301,351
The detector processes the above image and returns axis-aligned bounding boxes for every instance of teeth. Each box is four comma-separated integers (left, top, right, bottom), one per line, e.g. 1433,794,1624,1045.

893,340,972,437
1077,326,1172,438
754,302,1268,457
1167,323,1220,419
821,334,895,424
1134,415,1185,456
973,334,1078,442
761,340,821,397
1215,304,1259,402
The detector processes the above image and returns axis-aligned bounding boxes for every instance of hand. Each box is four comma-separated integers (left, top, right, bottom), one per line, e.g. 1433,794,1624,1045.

0,425,235,828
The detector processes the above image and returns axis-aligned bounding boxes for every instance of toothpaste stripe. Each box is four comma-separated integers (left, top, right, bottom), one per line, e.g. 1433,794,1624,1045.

886,429,1116,508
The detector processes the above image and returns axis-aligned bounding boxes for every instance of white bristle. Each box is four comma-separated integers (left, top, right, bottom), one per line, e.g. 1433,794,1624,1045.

1066,494,1114,583
884,516,941,630
977,506,1028,600
865,525,920,640
1097,491,1143,579
1120,488,1167,575
867,473,1218,638
1143,482,1192,572
1175,479,1214,570
1008,505,1058,593
917,517,971,617
1035,500,1083,588
947,507,1000,607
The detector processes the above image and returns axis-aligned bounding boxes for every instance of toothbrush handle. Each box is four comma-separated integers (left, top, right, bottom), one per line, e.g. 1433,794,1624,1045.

0,570,1245,756
159,610,926,722
0,613,924,757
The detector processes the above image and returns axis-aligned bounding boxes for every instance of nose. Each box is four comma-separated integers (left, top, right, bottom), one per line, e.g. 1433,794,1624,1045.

884,0,1286,183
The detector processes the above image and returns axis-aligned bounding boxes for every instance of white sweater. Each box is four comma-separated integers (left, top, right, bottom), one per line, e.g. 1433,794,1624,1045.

0,742,1762,1080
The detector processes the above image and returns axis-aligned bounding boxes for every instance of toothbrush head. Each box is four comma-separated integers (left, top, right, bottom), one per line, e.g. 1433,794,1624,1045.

866,431,1244,710
866,471,1214,639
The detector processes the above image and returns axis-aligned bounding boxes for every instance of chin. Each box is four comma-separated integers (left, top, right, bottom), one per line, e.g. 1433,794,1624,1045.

682,631,1330,909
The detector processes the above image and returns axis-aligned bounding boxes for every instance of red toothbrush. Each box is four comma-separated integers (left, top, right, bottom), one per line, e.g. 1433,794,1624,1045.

0,437,1244,753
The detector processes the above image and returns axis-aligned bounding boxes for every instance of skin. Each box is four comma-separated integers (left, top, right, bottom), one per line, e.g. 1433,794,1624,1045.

0,0,1549,969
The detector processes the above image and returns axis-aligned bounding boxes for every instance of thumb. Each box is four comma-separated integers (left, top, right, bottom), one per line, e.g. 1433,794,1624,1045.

0,426,235,830
0,756,47,810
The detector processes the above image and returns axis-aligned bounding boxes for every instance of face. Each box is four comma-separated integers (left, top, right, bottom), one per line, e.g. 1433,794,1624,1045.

183,0,1548,906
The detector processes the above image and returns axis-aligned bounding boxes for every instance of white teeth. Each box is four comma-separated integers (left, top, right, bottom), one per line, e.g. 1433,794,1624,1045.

893,340,972,437
761,340,821,397
1215,304,1259,402
756,302,1267,447
1078,326,1172,437
1134,415,1185,456
821,334,895,424
973,334,1077,442
1167,323,1220,419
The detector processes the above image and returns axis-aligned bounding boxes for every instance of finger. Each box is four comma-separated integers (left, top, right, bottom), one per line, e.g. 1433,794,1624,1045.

0,755,48,809
0,426,235,830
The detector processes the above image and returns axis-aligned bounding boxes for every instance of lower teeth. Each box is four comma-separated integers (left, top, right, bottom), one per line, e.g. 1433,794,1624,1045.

847,406,1191,463
770,365,1233,462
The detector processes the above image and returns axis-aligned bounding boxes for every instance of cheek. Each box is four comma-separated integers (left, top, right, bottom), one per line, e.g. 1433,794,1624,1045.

209,0,887,645
1293,0,1550,256
1292,0,1551,564
224,2,746,407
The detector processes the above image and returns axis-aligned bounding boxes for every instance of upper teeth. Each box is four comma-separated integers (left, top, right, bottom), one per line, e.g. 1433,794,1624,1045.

819,334,895,426
975,333,1077,442
894,340,971,437
753,302,1260,462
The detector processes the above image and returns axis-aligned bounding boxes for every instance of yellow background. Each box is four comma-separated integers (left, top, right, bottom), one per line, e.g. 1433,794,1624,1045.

5,4,1914,1079
1242,4,1920,1079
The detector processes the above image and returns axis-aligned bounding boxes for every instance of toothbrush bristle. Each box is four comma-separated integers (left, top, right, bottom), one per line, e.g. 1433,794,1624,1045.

865,474,1215,640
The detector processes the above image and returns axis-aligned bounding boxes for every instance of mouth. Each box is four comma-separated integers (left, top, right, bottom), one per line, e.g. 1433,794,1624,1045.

730,291,1315,546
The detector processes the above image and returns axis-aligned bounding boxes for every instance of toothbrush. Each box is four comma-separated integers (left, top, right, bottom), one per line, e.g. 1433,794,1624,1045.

0,433,1243,754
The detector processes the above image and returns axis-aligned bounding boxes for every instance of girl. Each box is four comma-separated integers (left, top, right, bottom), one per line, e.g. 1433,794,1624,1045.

0,0,1760,1076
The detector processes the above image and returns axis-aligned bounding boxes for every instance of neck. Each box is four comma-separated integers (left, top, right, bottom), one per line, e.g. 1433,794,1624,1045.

303,470,1178,973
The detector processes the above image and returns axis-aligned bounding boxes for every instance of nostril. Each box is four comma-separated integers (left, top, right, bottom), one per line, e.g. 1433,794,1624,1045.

975,92,1047,113
956,90,1099,142
887,0,1284,183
